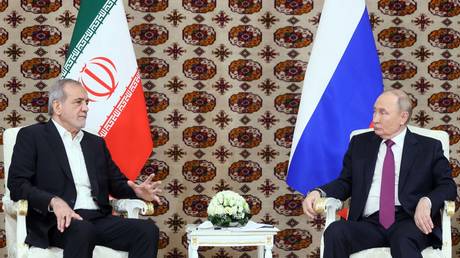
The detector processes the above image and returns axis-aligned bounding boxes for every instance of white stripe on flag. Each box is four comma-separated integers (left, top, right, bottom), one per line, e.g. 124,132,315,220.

290,0,366,162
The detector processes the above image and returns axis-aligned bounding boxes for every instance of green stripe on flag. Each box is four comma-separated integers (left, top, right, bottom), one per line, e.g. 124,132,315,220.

62,0,117,77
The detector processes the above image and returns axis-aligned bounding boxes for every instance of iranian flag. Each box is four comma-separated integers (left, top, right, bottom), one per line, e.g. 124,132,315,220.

61,0,152,180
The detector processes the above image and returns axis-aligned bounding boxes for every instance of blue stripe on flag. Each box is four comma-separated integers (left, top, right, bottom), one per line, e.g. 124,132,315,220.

287,8,383,194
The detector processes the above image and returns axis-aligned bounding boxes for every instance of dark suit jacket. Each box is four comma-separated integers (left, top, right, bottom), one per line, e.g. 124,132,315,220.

320,129,456,241
7,121,138,248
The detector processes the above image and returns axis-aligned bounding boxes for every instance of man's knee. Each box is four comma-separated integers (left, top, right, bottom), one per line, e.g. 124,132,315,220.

390,236,422,258
324,221,349,241
389,227,427,257
135,219,159,242
66,220,97,242
390,232,424,249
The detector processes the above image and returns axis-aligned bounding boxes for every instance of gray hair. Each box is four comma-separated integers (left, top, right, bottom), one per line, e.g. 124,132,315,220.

384,89,413,124
48,79,81,115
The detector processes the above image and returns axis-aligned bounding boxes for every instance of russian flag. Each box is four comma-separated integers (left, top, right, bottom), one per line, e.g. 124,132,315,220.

286,0,383,194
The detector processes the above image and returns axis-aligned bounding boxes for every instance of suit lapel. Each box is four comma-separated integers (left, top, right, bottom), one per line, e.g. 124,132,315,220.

80,132,99,197
398,129,419,193
45,121,74,181
363,133,382,199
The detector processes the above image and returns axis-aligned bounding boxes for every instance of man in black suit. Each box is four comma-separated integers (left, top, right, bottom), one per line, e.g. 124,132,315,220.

302,89,456,258
8,79,161,258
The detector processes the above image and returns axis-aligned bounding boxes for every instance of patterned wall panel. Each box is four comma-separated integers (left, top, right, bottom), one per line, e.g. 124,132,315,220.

0,0,459,257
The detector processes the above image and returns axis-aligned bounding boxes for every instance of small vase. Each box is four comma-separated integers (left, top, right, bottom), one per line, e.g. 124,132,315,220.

228,221,242,227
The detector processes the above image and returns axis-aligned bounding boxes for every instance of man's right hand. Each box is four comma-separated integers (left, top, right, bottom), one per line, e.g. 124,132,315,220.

302,190,321,219
50,197,82,232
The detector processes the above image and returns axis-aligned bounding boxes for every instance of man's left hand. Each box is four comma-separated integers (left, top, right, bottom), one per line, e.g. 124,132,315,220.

414,197,433,235
127,174,162,204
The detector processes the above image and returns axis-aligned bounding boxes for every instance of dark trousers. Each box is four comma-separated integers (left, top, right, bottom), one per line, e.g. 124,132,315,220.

48,209,159,258
323,208,431,258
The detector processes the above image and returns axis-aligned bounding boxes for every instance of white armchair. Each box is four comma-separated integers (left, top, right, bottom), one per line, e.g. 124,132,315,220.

317,125,455,258
2,127,154,258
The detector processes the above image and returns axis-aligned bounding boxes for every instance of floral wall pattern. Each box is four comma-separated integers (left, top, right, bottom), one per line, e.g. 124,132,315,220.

0,0,459,257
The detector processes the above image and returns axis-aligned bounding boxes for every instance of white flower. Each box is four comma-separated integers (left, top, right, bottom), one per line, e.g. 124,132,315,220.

215,206,225,215
224,207,232,215
244,202,250,212
207,190,250,220
217,193,224,204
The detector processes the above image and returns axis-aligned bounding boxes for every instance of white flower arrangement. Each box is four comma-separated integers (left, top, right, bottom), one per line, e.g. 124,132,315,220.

207,190,251,227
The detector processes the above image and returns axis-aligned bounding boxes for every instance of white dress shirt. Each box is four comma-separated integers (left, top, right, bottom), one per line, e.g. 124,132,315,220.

52,119,99,210
363,127,407,217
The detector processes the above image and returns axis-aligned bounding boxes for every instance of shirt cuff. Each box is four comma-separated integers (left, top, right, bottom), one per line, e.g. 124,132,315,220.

313,188,326,198
48,197,56,212
421,196,432,208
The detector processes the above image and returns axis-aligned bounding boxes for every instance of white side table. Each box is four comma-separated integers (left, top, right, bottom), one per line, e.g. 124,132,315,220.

186,224,279,258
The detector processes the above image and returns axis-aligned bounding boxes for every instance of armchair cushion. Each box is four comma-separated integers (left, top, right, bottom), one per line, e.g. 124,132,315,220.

350,247,442,258
28,246,127,258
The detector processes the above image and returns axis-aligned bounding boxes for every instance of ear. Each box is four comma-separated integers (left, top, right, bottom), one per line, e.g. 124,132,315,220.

400,111,409,125
52,100,62,115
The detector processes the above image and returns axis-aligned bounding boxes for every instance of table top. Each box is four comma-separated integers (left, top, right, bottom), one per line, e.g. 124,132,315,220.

186,224,279,236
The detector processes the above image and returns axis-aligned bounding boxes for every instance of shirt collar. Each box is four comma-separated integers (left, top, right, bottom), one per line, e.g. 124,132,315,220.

52,119,84,143
386,126,407,147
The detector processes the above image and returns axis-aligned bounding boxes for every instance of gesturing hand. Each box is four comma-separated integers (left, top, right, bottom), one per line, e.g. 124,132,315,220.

50,197,82,232
127,174,162,204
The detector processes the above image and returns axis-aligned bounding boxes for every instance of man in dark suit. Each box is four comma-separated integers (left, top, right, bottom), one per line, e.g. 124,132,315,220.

8,79,162,258
302,89,456,258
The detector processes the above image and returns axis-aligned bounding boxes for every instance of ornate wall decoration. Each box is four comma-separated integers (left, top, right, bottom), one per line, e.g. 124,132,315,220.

0,1,459,257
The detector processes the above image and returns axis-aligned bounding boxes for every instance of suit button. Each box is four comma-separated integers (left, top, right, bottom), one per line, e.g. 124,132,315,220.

70,200,75,204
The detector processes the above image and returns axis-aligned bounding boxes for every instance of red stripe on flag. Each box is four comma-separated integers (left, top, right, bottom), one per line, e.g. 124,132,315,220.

337,208,349,220
104,80,152,180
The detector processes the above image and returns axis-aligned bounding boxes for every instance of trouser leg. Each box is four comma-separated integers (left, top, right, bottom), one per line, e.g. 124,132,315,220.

49,219,96,258
92,215,160,258
388,218,430,258
323,219,386,258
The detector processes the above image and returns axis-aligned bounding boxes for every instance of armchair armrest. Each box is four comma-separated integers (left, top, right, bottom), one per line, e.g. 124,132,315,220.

2,197,29,258
2,192,29,258
110,199,155,218
17,200,28,258
316,198,342,258
442,200,454,258
314,197,343,228
444,200,455,217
